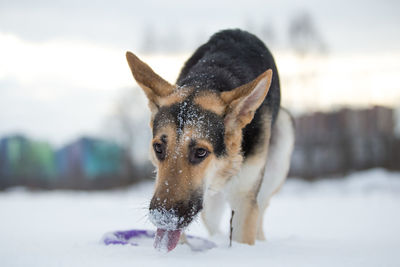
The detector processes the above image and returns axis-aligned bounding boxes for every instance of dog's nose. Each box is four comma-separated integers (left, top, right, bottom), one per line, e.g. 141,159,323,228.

149,196,203,229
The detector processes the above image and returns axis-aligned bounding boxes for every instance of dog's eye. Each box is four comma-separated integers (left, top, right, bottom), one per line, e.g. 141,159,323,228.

196,148,208,158
190,148,209,164
153,143,166,160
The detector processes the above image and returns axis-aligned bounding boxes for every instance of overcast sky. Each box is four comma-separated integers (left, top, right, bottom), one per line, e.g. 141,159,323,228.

1,0,399,53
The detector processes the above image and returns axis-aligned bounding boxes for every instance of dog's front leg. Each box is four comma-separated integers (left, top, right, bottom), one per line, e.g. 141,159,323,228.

226,159,265,245
228,192,259,245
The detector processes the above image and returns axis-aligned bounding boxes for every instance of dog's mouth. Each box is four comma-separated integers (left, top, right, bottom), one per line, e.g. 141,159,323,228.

149,202,203,251
154,228,182,252
149,207,200,252
149,191,203,251
148,208,185,252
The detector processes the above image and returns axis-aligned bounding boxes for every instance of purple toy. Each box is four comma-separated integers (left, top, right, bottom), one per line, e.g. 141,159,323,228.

102,229,217,252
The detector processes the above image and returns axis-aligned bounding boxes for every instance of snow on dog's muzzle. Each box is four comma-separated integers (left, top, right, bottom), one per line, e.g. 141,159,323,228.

149,196,203,252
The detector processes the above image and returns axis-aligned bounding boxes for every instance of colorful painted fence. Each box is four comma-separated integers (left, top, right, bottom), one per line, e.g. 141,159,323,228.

0,136,135,189
0,135,56,186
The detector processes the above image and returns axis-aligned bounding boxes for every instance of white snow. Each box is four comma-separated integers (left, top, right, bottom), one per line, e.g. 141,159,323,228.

1,168,400,267
149,208,184,230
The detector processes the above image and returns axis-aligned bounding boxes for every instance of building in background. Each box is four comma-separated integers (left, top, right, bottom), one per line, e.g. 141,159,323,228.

0,135,138,190
55,137,135,189
291,106,400,179
0,135,56,188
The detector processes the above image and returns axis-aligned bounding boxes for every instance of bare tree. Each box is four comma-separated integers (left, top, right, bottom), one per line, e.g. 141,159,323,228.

104,87,152,173
288,11,327,57
141,24,158,54
162,26,184,53
286,11,329,112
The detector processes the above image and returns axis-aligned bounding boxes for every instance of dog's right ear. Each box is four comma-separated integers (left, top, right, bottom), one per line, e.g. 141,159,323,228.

126,51,174,113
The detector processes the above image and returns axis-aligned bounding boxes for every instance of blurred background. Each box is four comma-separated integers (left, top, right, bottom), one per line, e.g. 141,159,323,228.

1,0,399,190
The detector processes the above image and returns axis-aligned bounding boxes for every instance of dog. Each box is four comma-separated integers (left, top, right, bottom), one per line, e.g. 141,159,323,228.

126,29,295,251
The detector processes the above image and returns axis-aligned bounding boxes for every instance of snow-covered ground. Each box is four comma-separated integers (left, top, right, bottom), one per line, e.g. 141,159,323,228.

1,168,400,267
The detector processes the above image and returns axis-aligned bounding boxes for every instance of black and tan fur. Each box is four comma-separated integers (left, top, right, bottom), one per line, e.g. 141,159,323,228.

126,29,295,245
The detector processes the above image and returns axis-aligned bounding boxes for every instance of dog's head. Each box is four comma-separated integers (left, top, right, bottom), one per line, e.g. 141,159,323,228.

126,52,272,232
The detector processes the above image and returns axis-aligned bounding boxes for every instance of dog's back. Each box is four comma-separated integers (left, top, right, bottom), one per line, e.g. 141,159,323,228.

177,29,281,158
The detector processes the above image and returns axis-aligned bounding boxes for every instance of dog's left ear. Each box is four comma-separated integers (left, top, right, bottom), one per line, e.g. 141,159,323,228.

221,69,273,130
126,51,174,113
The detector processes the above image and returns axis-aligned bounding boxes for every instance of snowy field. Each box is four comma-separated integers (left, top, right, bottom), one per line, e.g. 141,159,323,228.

1,168,400,267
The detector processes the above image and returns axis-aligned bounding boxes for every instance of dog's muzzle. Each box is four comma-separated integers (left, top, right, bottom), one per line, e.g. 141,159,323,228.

149,195,203,252
149,196,203,230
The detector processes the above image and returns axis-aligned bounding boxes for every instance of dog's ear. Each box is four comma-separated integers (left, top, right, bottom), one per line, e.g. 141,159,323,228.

221,69,273,130
126,51,174,113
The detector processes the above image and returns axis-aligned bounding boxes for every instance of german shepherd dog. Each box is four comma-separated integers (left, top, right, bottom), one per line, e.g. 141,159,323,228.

126,29,294,251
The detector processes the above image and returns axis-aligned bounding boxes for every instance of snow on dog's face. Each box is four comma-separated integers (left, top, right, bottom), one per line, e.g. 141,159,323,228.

148,94,226,226
126,52,272,251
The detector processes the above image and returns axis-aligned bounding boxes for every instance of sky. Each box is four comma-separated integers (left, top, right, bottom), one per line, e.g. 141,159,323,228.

1,0,400,52
0,0,400,145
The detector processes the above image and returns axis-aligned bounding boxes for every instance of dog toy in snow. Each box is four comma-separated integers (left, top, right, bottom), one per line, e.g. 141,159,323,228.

102,229,216,252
